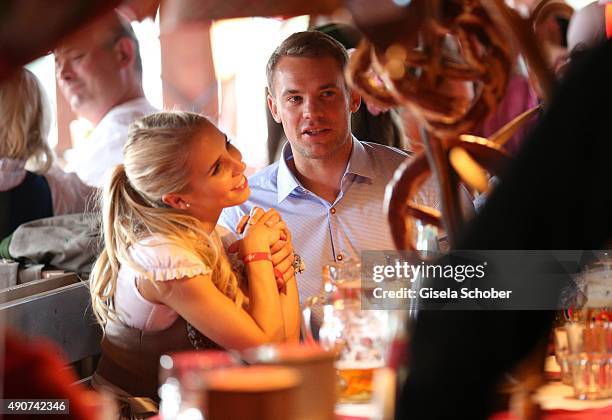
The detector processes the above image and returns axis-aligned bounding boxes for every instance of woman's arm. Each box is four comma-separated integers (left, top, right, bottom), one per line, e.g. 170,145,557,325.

143,272,280,350
241,208,301,341
139,225,286,350
278,273,301,341
240,225,286,342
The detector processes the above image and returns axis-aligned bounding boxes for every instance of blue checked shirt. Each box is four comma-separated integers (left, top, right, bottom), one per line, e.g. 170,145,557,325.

219,137,439,304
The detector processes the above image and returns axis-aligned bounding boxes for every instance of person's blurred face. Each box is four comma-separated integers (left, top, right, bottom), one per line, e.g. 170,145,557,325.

267,56,360,162
54,28,124,124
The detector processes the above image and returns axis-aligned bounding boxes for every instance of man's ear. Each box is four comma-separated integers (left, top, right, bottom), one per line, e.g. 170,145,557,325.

114,37,135,69
161,193,189,210
349,90,362,114
267,92,281,123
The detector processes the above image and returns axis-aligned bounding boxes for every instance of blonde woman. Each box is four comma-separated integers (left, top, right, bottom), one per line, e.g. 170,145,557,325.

0,68,94,237
90,111,300,403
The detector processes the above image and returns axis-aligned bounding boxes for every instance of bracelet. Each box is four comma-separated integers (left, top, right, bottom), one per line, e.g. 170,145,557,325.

243,252,285,290
243,252,272,265
292,253,305,274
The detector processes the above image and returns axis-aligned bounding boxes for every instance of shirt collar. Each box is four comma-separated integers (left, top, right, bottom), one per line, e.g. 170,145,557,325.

96,97,154,127
105,97,151,117
276,142,302,204
275,136,375,203
345,136,375,179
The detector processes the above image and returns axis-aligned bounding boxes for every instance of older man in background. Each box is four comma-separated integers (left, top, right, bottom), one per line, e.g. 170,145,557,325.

54,11,157,187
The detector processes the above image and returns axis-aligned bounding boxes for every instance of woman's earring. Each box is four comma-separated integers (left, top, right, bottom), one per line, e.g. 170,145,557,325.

185,203,191,208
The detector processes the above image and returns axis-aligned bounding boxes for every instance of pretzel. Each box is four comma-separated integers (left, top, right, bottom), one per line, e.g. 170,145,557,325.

344,0,554,250
480,0,570,103
385,134,510,250
344,0,556,411
345,40,399,110
348,0,513,141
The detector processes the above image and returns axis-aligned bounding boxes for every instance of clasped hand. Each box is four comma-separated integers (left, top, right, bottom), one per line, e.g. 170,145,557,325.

228,207,295,291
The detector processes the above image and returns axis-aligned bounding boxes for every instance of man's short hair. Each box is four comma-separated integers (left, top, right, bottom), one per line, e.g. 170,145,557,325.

266,31,349,94
110,12,142,75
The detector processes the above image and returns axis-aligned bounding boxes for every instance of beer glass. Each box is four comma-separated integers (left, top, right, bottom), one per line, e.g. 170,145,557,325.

241,343,336,420
204,366,301,420
303,259,390,403
565,308,612,400
158,350,237,419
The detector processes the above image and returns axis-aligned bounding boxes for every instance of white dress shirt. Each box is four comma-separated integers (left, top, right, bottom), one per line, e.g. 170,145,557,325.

64,97,157,187
220,138,440,304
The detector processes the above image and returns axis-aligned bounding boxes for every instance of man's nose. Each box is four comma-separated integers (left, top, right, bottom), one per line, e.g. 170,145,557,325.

302,97,323,118
56,60,74,82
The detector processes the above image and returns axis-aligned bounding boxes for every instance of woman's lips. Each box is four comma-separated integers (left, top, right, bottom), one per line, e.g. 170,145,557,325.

232,175,248,191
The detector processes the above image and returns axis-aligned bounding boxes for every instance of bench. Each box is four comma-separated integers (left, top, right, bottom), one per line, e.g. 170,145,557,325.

0,273,102,378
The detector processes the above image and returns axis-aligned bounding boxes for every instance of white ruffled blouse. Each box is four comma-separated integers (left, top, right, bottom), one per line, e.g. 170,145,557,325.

114,234,213,332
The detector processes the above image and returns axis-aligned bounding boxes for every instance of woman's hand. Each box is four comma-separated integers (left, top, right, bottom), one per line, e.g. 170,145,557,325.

241,222,284,252
236,207,296,291
236,208,289,236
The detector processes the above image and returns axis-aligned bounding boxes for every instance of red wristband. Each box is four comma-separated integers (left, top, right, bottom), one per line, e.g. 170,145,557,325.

243,252,272,265
243,252,285,291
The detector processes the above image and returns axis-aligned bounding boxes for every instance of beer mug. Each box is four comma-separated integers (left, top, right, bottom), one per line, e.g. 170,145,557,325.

204,366,301,420
302,260,390,403
241,343,337,420
159,350,237,419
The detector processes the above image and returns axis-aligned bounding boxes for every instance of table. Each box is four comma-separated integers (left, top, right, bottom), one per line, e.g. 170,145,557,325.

336,381,612,420
489,382,612,420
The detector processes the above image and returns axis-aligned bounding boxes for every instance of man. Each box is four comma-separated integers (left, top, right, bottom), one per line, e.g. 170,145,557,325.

266,23,406,163
54,11,157,187
220,31,438,303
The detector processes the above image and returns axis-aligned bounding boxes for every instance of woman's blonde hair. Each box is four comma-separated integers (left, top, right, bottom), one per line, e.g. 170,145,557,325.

0,68,53,173
90,111,243,325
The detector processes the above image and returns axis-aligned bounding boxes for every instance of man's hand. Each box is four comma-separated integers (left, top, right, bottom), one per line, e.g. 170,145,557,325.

270,237,296,294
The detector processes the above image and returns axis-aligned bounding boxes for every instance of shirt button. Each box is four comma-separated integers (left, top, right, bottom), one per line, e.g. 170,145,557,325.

330,208,336,214
337,254,343,261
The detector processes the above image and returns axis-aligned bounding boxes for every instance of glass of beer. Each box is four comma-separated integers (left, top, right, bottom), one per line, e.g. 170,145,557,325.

158,350,238,419
332,303,389,403
304,259,391,403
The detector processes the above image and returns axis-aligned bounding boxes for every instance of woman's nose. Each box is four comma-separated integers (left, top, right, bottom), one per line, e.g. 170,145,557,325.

232,157,246,175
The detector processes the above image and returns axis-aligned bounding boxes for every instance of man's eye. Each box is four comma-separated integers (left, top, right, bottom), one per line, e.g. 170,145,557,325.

321,91,335,98
211,162,222,175
287,96,301,103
